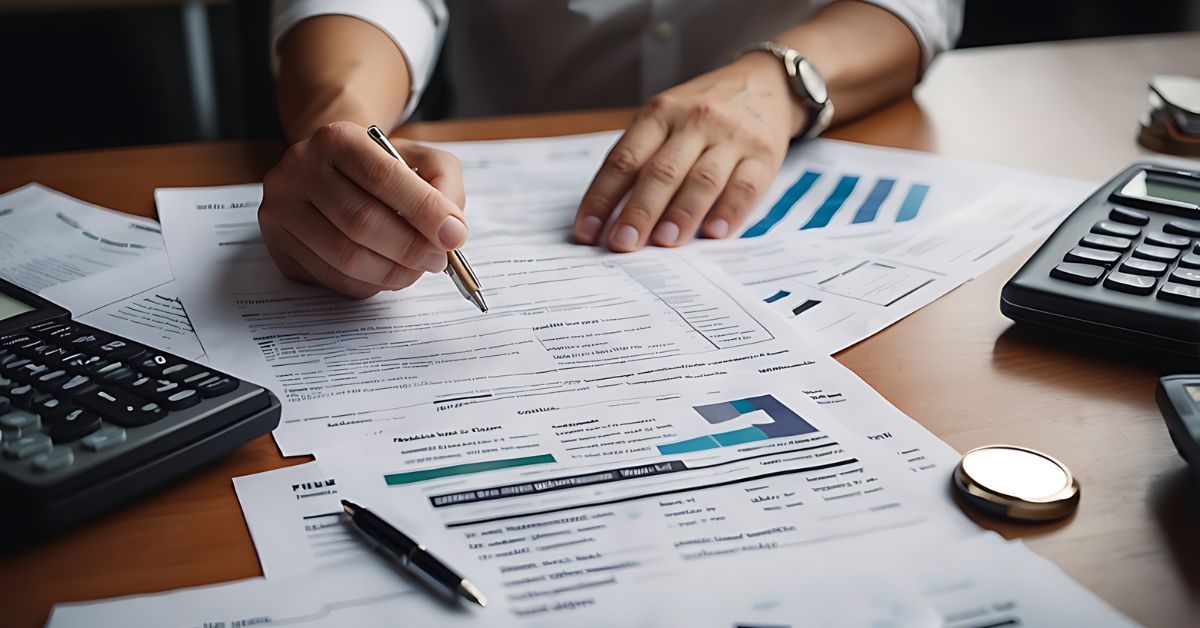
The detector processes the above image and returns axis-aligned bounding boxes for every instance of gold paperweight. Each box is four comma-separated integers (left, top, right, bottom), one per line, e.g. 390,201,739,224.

953,445,1080,522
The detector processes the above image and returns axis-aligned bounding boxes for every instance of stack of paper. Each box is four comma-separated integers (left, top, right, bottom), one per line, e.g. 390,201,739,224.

9,134,1134,626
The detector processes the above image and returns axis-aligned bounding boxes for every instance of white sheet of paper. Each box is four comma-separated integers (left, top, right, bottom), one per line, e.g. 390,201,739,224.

46,532,1134,628
0,183,164,292
39,253,205,361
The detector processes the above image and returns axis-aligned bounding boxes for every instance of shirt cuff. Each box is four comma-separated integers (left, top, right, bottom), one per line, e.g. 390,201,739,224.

855,0,964,77
271,0,447,121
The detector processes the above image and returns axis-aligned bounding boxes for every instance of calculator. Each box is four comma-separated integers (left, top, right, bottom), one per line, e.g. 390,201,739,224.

1157,374,1200,484
1001,163,1200,359
0,278,280,548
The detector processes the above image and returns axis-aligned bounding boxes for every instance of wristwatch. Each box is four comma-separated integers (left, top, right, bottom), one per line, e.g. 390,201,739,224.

739,41,834,139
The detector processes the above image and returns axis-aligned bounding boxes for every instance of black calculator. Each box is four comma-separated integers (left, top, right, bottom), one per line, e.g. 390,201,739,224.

1002,163,1200,359
0,277,280,548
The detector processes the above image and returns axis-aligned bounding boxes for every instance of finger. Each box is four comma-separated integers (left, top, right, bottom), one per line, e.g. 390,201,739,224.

399,144,466,210
702,157,774,239
305,163,448,273
260,223,389,299
312,122,468,251
282,199,426,289
651,145,738,247
606,130,707,252
573,111,671,244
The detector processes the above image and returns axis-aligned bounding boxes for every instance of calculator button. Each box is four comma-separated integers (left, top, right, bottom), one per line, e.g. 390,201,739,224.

136,354,183,378
1180,254,1200,269
65,330,107,350
1169,268,1200,286
0,334,36,349
1159,283,1200,306
165,388,201,410
76,387,165,427
0,409,40,434
1064,247,1120,267
94,338,145,361
4,433,52,459
1091,221,1142,238
0,350,18,367
195,375,239,398
81,425,126,452
31,446,74,472
1132,244,1181,263
94,363,137,385
46,408,102,444
7,384,44,410
36,369,69,387
161,363,203,382
1079,234,1132,252
0,395,9,414
1050,263,1104,285
27,320,67,334
57,374,98,396
1165,220,1200,238
42,325,78,341
1144,231,1191,249
1109,207,1150,225
34,397,75,422
1119,258,1168,276
1103,271,1158,295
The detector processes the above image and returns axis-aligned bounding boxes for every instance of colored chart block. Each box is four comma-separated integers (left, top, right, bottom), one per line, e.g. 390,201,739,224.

742,170,821,238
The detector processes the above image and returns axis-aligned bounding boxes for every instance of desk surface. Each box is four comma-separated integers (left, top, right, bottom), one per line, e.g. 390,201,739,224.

2,32,1199,627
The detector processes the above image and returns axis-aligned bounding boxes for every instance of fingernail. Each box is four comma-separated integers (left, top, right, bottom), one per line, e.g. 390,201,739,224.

611,224,639,250
577,215,603,243
418,252,447,273
438,216,468,249
705,218,730,239
651,221,680,246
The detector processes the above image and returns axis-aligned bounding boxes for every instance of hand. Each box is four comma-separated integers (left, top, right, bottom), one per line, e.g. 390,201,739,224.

259,121,468,298
573,53,804,251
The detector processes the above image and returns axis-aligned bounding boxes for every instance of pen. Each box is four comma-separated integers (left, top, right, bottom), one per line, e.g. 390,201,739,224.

366,125,488,313
341,499,488,608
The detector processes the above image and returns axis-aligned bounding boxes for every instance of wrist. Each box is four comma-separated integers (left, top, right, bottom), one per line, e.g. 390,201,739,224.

732,52,808,137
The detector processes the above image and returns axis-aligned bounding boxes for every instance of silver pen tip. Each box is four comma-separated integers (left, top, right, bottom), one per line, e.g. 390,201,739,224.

470,292,489,313
459,580,487,607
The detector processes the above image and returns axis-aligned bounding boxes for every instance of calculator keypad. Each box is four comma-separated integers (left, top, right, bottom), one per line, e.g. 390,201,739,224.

1050,211,1200,306
0,321,241,475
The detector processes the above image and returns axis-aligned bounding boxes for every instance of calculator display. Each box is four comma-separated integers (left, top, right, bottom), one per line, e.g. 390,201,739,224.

1145,178,1200,207
1187,384,1200,404
0,292,33,321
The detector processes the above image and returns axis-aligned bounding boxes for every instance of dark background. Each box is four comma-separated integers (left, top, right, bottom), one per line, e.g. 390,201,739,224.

0,0,1196,157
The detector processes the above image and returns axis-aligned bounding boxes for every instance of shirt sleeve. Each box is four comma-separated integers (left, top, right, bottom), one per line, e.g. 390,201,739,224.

271,0,449,120
856,0,964,75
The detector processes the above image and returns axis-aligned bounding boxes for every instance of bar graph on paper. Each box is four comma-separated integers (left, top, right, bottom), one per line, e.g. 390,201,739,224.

741,168,932,238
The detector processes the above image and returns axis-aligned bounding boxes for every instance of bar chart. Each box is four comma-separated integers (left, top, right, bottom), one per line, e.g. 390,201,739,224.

741,169,932,238
657,394,817,455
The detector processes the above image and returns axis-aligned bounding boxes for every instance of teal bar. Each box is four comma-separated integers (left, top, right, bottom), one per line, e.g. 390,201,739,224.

658,435,720,455
742,170,822,238
730,398,756,414
711,426,769,447
896,183,929,222
384,453,556,485
801,175,859,230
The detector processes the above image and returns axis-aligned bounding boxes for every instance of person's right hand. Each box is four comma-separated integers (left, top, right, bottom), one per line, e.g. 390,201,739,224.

259,121,468,299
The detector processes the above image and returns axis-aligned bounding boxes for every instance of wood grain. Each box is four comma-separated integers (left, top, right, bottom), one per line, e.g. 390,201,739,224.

2,32,1199,628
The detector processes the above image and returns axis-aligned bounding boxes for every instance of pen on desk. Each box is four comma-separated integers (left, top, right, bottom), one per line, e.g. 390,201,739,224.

341,499,488,608
366,125,488,313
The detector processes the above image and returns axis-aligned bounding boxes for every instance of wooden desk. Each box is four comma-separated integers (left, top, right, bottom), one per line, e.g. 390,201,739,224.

2,32,1199,627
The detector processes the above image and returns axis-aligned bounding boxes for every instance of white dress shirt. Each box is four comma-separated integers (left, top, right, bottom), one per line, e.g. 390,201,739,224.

272,0,963,121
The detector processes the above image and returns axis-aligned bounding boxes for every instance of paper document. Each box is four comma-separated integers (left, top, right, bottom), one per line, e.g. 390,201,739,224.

39,253,205,361
0,183,163,292
46,532,1135,628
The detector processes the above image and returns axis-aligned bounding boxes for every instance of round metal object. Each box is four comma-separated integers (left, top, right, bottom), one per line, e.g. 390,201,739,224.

953,445,1080,521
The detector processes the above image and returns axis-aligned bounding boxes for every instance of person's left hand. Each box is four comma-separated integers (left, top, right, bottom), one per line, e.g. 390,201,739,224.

573,53,805,251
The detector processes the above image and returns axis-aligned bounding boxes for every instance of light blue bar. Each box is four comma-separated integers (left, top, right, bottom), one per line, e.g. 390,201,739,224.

801,175,859,230
850,178,895,224
896,183,930,222
741,170,821,238
658,435,720,455
712,426,769,447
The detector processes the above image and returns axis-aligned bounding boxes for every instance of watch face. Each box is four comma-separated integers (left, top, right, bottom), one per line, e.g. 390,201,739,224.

795,58,827,103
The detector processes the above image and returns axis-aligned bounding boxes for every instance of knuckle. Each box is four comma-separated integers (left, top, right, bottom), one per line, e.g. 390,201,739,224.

619,202,657,226
384,265,420,290
728,176,761,200
689,102,728,127
686,165,722,193
605,146,643,175
341,201,379,242
745,134,776,157
400,234,430,267
334,241,367,276
645,158,684,184
311,121,354,149
645,93,676,118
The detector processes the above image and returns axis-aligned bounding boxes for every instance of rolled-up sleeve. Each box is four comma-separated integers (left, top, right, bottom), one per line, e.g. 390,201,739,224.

271,0,448,119
857,0,964,74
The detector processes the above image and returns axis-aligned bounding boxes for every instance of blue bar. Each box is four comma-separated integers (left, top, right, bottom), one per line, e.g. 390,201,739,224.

896,183,930,222
850,178,895,224
658,435,720,455
801,175,859,230
712,426,769,447
741,170,821,238
763,290,790,304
